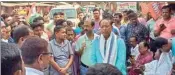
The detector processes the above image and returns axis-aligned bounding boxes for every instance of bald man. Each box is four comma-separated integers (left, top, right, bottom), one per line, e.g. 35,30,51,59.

75,19,99,75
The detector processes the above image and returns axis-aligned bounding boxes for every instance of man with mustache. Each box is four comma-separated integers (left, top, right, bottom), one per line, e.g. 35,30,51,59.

75,19,99,75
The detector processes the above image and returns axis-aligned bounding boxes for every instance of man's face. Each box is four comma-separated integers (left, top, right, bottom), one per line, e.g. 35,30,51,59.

100,20,112,38
123,13,128,20
66,30,75,41
93,11,100,19
1,26,8,39
78,13,84,20
39,48,52,71
1,25,11,39
139,42,148,55
43,15,50,22
13,14,19,22
129,37,137,47
113,15,122,23
33,26,43,37
129,16,138,25
162,41,172,52
53,15,61,22
162,8,171,20
55,28,66,40
5,16,13,25
62,22,68,27
83,20,93,34
60,15,64,19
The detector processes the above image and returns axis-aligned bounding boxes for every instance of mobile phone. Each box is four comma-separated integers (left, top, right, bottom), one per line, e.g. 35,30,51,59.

160,24,165,28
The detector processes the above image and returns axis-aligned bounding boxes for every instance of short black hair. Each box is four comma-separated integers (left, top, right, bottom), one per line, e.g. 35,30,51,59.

21,36,48,65
30,22,44,30
93,8,100,13
1,14,10,20
128,12,137,19
55,19,67,26
123,10,128,13
130,36,138,41
154,37,168,49
103,12,113,20
12,25,32,43
66,27,76,35
141,40,150,49
1,41,22,75
59,12,64,15
67,20,73,26
54,25,65,33
78,12,83,15
53,12,63,17
113,13,123,19
162,5,171,12
126,9,134,15
33,16,44,23
86,63,122,75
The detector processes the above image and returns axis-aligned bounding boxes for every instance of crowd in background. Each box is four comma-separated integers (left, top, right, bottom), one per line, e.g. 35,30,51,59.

1,4,175,75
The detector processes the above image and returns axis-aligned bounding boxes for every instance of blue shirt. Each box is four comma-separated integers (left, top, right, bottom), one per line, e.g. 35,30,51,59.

112,24,127,41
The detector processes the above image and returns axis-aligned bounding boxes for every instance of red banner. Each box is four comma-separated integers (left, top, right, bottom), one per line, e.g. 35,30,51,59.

140,2,149,15
148,2,162,20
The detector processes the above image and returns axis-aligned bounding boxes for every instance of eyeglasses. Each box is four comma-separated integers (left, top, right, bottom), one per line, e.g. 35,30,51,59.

41,52,53,56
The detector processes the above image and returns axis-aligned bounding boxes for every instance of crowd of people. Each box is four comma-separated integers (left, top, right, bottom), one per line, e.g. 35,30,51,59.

1,4,175,75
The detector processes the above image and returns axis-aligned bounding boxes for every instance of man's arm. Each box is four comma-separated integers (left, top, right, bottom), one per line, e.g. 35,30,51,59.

49,57,62,72
60,42,74,74
75,38,86,56
64,55,74,69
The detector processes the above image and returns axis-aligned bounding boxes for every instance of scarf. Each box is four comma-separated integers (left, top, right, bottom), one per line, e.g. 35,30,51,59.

99,32,118,66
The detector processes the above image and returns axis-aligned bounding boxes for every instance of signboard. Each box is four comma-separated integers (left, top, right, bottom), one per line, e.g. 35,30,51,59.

116,2,137,12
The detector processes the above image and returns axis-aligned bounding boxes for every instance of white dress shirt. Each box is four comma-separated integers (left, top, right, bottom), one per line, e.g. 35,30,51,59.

25,67,44,75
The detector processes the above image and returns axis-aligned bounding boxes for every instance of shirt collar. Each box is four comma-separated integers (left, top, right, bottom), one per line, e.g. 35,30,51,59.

84,33,98,41
53,39,68,47
25,67,44,75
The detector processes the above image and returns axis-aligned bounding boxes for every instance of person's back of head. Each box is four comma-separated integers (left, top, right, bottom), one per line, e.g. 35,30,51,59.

86,63,122,75
33,16,44,23
21,36,50,71
1,41,25,75
154,37,172,52
154,37,168,49
12,25,33,46
55,19,67,26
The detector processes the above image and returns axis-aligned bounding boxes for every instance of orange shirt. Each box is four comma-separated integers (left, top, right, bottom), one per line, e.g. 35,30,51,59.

154,16,175,39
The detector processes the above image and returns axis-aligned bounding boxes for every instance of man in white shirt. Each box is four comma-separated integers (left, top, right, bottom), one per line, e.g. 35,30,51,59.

21,36,52,75
140,37,173,75
129,36,140,60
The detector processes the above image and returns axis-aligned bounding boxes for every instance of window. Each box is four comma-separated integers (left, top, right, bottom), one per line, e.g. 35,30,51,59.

49,9,77,20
